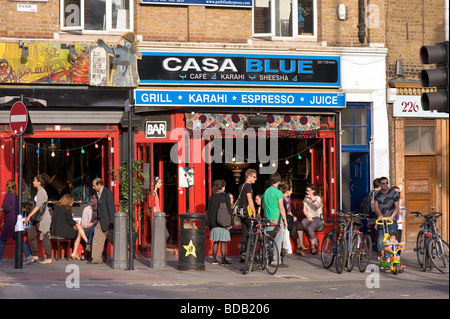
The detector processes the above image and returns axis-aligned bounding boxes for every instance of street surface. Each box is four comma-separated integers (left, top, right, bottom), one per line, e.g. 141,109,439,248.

0,251,448,306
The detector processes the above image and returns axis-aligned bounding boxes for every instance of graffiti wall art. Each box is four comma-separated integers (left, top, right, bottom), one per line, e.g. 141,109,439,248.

0,43,89,84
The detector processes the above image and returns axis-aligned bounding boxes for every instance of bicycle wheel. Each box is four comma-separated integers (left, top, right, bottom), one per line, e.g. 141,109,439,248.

335,238,347,274
358,234,372,273
321,233,334,269
243,235,257,275
416,230,426,268
428,239,450,273
346,234,358,272
264,236,279,275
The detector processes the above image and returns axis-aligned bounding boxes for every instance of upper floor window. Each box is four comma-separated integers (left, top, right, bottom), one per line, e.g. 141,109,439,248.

253,0,316,38
341,103,371,152
60,0,133,32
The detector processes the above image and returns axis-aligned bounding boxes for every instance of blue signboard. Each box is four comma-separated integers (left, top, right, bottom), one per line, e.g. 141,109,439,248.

140,0,252,8
135,90,346,108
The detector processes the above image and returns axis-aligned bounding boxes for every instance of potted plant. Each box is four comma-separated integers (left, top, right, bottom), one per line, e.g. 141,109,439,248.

113,159,148,244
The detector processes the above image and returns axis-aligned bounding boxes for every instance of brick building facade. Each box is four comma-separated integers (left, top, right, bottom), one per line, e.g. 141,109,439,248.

0,0,447,257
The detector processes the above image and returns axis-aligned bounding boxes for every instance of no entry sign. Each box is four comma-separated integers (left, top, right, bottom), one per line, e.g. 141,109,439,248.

9,101,29,136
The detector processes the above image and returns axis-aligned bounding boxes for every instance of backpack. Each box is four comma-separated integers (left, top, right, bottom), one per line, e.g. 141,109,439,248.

359,190,374,218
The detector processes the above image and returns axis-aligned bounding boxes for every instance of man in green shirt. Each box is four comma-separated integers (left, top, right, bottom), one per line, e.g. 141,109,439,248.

263,173,288,266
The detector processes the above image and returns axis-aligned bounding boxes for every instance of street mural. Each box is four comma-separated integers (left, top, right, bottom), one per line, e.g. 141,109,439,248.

0,43,89,84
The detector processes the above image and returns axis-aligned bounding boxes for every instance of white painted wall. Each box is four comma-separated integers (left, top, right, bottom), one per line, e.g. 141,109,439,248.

339,47,389,182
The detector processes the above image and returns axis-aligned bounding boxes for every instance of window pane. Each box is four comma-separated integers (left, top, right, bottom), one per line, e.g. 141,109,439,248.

354,108,367,126
404,127,419,153
341,108,353,126
354,127,368,145
112,0,130,30
63,0,81,27
254,0,272,34
298,0,314,35
85,0,106,31
420,126,435,152
275,0,292,37
342,127,354,145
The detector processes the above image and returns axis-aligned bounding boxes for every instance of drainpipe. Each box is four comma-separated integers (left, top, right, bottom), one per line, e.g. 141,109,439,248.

358,0,366,44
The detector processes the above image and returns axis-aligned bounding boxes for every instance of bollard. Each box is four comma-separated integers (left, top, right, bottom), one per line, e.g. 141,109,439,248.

14,214,24,269
150,212,167,268
112,212,127,269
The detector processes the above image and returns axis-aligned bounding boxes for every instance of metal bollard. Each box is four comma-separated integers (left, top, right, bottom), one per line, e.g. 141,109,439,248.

14,214,24,269
112,212,127,269
150,212,166,268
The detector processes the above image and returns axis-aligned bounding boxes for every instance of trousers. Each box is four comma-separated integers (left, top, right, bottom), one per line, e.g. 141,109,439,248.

91,220,113,263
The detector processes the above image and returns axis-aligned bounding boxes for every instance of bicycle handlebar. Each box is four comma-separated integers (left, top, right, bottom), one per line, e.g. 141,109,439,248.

410,211,442,219
375,217,394,225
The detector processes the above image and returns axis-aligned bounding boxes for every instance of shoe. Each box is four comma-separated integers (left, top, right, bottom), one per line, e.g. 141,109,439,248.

315,239,320,248
296,245,308,254
221,260,232,265
24,258,35,265
298,250,306,257
211,259,219,265
71,254,81,260
85,244,92,253
311,248,317,255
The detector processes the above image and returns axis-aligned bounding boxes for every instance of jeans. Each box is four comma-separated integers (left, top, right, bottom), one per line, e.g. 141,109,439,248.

273,222,285,265
0,237,32,261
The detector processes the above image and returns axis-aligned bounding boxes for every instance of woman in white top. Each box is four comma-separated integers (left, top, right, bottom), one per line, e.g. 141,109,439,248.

300,183,324,255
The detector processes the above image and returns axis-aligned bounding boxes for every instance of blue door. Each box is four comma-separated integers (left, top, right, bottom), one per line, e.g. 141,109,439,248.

341,102,371,212
350,152,369,211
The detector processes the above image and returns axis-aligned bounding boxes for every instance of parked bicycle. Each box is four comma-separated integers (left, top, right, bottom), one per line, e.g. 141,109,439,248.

412,211,449,273
346,212,372,273
320,210,348,274
243,217,280,275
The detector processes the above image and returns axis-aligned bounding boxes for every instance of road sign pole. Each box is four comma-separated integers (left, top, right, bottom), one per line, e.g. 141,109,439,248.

15,134,24,269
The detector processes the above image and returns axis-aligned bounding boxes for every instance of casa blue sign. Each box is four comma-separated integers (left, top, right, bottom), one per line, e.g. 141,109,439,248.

135,90,346,108
138,52,340,87
140,0,252,8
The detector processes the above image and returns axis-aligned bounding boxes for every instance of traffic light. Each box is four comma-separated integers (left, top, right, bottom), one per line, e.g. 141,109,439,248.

419,41,449,113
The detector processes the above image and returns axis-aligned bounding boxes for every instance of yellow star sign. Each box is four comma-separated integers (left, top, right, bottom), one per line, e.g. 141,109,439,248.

183,240,197,258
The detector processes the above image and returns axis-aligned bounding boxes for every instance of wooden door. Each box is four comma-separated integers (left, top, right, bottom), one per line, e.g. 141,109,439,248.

404,156,435,250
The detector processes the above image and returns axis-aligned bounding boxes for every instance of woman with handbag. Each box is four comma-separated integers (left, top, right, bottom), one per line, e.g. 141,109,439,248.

24,174,53,264
50,194,89,259
207,180,232,265
0,180,34,264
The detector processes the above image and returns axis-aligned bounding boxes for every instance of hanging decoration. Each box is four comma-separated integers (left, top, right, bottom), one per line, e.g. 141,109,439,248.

185,113,320,132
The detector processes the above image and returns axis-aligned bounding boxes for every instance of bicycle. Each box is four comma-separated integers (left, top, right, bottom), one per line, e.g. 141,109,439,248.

243,217,280,275
320,210,348,274
412,211,449,273
346,212,373,273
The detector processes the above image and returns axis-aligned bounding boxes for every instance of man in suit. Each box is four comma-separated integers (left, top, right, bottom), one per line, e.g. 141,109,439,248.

91,178,116,263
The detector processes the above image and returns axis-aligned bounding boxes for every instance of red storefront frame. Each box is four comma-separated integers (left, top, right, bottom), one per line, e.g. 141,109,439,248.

0,127,121,258
133,112,337,256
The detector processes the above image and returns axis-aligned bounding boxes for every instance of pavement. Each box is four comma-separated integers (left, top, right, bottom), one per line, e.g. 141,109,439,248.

0,249,447,286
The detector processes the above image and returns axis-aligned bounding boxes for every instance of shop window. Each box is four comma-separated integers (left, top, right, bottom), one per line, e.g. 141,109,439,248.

404,122,436,154
253,0,316,38
60,0,133,32
341,104,370,150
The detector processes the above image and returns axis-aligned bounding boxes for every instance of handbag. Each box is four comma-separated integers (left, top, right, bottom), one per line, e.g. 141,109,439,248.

232,185,253,218
30,201,47,224
217,202,231,227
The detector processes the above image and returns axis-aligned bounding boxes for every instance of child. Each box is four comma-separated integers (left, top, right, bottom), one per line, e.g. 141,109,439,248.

383,232,402,272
